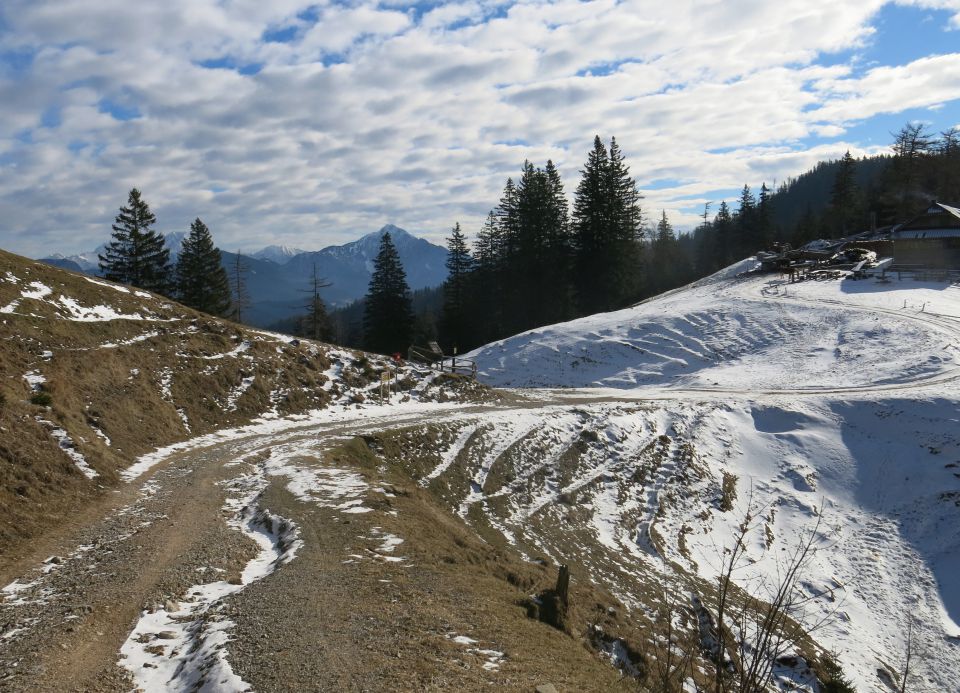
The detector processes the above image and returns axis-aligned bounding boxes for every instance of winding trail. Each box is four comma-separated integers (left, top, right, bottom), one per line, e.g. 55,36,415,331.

1,275,958,692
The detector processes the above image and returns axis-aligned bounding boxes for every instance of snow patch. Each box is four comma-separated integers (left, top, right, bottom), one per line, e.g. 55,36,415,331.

35,417,98,479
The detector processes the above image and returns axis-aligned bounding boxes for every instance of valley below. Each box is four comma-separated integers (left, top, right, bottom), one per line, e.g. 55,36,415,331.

1,254,959,692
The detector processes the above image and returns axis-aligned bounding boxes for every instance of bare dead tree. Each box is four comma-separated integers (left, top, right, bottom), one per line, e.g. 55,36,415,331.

709,490,832,693
734,512,824,692
711,488,760,693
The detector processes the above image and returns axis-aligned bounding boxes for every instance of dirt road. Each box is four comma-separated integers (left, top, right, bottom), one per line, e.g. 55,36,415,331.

0,402,634,692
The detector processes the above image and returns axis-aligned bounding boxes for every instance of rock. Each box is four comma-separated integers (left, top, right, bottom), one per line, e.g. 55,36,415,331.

156,631,178,640
535,685,559,693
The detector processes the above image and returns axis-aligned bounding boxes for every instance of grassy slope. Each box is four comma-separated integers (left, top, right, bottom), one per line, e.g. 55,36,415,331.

0,249,375,557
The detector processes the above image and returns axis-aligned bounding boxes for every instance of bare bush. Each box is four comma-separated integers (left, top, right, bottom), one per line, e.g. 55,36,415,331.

707,489,833,693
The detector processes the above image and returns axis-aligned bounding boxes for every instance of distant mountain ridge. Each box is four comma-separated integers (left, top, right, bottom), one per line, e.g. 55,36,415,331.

39,224,448,328
251,245,306,264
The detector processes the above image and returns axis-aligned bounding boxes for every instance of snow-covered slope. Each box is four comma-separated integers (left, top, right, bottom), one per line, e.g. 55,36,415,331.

469,259,960,392
458,262,960,691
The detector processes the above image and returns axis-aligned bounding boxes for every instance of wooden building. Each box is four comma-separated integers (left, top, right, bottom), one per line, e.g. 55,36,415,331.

892,202,960,267
858,202,960,268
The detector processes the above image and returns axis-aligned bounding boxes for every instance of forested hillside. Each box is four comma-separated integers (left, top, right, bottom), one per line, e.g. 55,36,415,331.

401,123,960,355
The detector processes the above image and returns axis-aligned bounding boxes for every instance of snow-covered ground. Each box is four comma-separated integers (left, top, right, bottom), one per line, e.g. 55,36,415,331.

461,264,960,691
469,260,960,392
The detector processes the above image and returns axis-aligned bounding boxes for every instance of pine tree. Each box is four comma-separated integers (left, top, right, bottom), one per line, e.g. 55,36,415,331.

229,251,251,324
176,218,231,316
298,264,333,341
733,184,757,258
439,223,473,352
713,200,733,266
828,151,860,236
363,232,414,355
99,188,172,294
573,135,644,314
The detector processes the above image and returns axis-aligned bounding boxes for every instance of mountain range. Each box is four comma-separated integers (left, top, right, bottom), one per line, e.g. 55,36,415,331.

40,224,449,327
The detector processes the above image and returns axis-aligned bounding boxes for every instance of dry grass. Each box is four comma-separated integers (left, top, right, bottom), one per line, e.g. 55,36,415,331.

0,249,438,561
307,435,643,691
346,419,846,692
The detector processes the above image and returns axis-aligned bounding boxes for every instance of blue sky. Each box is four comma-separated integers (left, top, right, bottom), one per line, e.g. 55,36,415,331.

0,0,959,256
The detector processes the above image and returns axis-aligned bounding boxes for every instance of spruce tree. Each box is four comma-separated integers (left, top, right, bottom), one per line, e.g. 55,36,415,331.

572,136,612,314
542,159,575,323
439,223,473,352
176,218,231,316
606,136,644,301
734,184,757,258
99,188,172,294
756,182,774,249
650,211,680,294
829,151,860,236
714,201,733,267
363,232,414,354
573,135,644,314
470,212,504,344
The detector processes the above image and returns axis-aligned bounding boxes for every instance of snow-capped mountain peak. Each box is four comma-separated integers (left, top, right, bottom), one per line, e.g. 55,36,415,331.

251,245,307,264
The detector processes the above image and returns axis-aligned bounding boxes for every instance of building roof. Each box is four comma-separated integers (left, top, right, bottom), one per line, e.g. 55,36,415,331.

893,201,960,239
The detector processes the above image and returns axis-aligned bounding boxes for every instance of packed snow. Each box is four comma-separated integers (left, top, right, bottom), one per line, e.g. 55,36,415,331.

469,261,960,392
456,264,960,692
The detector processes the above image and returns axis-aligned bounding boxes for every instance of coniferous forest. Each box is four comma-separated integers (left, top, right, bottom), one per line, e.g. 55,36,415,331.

100,123,960,356
410,123,959,355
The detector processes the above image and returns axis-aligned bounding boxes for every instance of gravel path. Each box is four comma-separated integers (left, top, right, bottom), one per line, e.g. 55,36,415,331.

1,402,612,692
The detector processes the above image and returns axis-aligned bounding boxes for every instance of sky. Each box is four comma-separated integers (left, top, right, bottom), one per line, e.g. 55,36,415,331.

1,0,959,257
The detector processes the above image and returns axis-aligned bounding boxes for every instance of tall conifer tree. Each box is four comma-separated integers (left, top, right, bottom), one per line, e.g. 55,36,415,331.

439,223,473,352
363,232,414,354
99,188,172,294
829,151,860,236
572,135,644,314
176,218,231,316
713,201,734,266
734,185,757,258
470,212,504,344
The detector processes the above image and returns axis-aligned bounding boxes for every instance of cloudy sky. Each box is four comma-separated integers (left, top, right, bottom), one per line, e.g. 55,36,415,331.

1,0,959,257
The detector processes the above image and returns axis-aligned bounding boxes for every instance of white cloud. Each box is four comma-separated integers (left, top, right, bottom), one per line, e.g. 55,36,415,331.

0,0,958,257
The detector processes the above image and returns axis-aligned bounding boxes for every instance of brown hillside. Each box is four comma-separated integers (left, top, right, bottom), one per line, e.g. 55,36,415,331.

0,249,450,561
